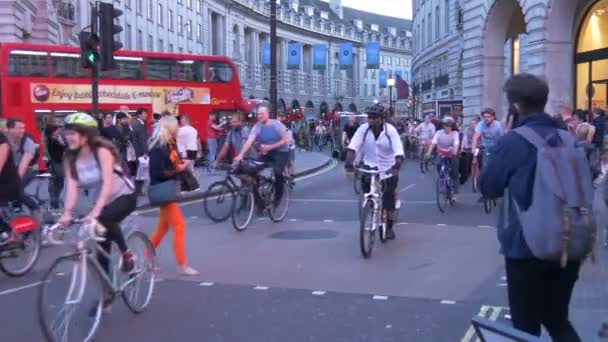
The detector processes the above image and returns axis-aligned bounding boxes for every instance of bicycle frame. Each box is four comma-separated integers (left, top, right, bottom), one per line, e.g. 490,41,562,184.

358,169,389,234
48,222,138,306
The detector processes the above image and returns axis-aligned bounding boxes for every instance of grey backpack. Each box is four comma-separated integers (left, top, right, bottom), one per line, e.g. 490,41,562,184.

512,126,596,266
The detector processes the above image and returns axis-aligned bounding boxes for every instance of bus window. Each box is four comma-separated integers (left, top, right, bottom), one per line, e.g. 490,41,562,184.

50,53,89,78
207,62,234,83
100,56,143,80
7,50,49,77
178,60,206,82
146,58,177,81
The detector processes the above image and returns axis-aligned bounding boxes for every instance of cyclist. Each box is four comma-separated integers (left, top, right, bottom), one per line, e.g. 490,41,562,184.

234,105,290,208
415,114,436,159
216,112,253,163
460,117,479,184
57,113,136,275
471,108,503,200
0,130,21,245
344,105,404,240
427,116,460,199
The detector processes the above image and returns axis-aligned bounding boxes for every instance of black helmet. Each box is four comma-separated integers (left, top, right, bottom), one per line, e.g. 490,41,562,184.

367,104,386,117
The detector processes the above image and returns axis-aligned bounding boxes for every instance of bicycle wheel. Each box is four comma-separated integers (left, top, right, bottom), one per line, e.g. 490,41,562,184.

38,256,104,342
359,201,375,258
471,164,479,193
0,229,41,277
269,181,290,222
379,210,387,244
232,189,255,231
203,181,236,223
121,231,156,313
353,171,362,195
436,177,448,213
484,198,493,214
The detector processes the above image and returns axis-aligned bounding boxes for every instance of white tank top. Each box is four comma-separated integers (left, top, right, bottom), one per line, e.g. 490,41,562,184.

75,152,133,202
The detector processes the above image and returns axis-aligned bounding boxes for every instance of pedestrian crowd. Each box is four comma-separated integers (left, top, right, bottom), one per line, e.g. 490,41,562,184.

0,75,607,339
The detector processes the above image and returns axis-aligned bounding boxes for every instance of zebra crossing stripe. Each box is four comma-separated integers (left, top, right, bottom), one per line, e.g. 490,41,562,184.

460,306,508,342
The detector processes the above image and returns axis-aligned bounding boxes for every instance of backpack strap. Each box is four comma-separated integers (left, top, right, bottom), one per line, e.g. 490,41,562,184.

512,126,547,148
93,147,135,191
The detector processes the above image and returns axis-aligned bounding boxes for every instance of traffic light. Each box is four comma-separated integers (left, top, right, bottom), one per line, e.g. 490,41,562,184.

79,31,99,69
98,2,123,71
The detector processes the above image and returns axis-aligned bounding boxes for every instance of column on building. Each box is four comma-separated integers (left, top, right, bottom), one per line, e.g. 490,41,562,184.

251,30,260,86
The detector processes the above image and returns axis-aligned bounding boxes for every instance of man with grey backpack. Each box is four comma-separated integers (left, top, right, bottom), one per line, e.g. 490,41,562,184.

480,74,595,342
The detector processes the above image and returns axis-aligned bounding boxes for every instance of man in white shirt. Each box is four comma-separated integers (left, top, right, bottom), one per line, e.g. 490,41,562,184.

177,115,199,172
344,105,404,240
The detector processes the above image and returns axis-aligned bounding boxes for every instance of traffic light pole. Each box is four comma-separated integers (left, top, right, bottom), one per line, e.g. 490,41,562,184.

92,63,99,117
90,3,98,116
269,0,277,118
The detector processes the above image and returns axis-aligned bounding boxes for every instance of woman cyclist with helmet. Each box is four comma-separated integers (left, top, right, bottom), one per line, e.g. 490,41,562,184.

58,113,136,275
427,116,461,199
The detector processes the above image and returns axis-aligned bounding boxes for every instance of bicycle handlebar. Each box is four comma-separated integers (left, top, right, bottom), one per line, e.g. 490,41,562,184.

46,219,107,246
355,168,393,175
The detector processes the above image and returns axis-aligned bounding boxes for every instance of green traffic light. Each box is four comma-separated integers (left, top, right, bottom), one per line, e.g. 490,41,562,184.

88,53,96,63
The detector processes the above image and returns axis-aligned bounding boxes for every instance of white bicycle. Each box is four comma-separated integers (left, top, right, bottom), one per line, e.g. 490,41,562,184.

38,219,155,342
357,168,392,258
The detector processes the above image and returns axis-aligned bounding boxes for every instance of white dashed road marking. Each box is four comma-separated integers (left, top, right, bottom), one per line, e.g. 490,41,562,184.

373,295,389,300
0,282,42,296
199,282,214,286
312,291,326,296
497,283,508,287
436,224,447,227
440,300,457,305
323,219,333,223
254,286,269,290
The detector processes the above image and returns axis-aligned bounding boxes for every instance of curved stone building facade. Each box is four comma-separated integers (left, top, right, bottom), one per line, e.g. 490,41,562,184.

413,0,608,118
0,0,413,115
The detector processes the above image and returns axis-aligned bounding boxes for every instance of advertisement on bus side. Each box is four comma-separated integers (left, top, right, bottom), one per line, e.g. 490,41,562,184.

30,83,211,113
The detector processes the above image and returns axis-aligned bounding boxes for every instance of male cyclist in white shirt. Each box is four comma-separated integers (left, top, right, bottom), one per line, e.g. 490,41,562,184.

344,105,404,240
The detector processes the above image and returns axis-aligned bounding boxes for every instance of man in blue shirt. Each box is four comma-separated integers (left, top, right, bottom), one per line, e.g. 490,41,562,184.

235,105,290,208
480,74,582,341
471,108,503,201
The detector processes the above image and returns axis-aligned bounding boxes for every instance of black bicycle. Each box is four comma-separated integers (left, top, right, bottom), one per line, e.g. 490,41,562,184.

203,164,238,223
232,160,290,231
435,155,456,213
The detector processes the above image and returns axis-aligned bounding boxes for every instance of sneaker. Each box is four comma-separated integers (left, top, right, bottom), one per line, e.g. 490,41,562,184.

120,251,136,273
178,265,200,276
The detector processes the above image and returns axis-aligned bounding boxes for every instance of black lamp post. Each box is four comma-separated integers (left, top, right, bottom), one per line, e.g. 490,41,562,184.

387,77,395,116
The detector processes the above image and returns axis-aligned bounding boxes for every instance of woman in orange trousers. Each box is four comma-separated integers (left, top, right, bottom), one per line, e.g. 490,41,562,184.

148,116,199,276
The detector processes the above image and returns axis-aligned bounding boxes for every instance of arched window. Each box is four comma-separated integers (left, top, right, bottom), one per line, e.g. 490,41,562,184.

575,0,608,111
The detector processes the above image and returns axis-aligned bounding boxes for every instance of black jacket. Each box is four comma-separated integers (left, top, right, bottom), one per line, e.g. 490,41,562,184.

149,143,179,185
44,125,65,163
131,119,149,157
480,113,564,259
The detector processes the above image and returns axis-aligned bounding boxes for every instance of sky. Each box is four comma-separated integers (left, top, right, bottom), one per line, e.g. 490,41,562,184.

322,0,412,20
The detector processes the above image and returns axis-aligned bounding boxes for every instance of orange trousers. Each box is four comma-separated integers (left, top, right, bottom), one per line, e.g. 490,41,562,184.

150,202,187,266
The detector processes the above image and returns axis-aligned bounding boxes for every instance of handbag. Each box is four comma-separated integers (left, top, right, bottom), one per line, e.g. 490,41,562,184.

147,180,180,206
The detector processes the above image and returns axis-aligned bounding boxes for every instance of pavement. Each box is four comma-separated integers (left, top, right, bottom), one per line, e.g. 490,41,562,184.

1,153,607,341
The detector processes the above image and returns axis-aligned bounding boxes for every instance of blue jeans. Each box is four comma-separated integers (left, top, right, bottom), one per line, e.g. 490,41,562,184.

207,138,217,165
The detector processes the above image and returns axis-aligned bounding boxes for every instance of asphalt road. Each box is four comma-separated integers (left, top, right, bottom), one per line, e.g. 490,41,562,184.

0,156,605,341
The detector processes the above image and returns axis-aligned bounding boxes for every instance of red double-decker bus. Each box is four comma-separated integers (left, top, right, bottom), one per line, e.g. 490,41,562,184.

0,43,243,167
